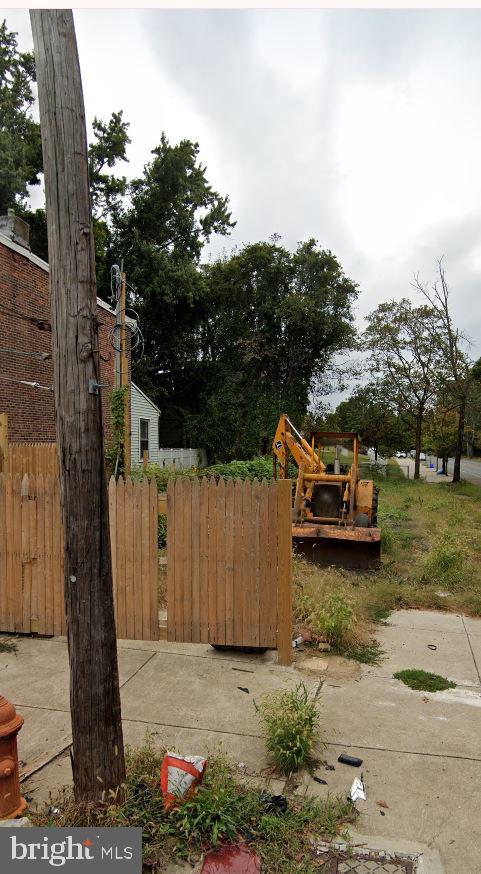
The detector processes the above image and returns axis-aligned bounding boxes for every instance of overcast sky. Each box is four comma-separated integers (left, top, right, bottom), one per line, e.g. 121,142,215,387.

5,8,481,360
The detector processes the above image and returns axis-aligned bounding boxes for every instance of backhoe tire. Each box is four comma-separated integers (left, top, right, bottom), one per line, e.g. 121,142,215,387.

354,512,369,528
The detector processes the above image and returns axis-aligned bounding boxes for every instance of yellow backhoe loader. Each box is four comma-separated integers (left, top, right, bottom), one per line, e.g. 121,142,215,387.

273,414,381,569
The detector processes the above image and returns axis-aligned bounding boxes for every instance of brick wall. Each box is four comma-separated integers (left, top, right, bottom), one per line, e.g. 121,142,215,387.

0,238,126,443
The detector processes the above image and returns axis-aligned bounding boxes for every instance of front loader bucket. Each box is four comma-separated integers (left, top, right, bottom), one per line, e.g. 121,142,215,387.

292,523,381,570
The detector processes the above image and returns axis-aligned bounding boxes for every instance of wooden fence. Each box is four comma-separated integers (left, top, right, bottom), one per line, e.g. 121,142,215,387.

166,477,292,664
0,474,159,640
8,443,58,476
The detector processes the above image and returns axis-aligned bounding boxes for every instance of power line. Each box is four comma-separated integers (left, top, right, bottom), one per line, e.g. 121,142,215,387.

0,346,51,361
0,374,53,392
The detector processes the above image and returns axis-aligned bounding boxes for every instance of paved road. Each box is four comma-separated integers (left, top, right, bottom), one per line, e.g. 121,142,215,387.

447,457,481,485
425,455,481,485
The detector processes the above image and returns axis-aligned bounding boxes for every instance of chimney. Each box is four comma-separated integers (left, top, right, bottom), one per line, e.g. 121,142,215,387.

0,209,31,250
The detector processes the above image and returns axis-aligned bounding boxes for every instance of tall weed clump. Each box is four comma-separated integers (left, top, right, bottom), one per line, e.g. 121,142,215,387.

255,682,322,773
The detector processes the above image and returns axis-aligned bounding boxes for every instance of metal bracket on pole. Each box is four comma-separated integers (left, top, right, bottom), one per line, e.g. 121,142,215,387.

88,379,109,395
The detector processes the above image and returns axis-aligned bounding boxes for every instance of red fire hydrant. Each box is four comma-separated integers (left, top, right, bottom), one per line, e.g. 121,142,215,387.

0,695,27,819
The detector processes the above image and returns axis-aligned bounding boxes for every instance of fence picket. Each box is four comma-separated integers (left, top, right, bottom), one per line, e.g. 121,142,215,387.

166,479,175,642
36,475,46,634
190,478,200,643
225,478,235,646
215,478,226,646
232,479,243,647
199,478,209,643
149,477,159,641
21,475,31,633
182,478,193,642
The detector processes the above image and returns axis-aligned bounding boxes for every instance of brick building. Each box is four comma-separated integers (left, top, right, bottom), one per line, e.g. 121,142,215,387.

0,216,126,443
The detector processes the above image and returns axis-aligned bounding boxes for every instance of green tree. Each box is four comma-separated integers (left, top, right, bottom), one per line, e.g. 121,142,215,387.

423,405,458,474
88,110,130,291
364,299,443,479
187,239,358,460
0,20,42,212
329,382,412,460
20,108,129,264
107,134,235,421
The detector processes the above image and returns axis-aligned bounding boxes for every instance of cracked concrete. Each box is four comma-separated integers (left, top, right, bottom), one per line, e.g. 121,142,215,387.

2,609,481,871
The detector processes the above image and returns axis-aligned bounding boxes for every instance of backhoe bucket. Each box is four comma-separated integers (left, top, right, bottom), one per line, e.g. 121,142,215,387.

292,523,381,570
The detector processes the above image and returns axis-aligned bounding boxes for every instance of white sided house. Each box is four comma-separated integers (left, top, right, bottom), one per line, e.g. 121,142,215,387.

131,382,161,466
130,383,205,469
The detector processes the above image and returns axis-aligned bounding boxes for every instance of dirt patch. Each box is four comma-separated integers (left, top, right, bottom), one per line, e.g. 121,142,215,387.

295,652,361,682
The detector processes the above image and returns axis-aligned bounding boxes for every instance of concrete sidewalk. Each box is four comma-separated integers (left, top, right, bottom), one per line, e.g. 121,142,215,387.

2,610,481,871
397,458,452,483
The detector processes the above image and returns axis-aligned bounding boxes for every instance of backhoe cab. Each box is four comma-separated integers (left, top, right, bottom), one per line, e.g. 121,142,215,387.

273,414,381,569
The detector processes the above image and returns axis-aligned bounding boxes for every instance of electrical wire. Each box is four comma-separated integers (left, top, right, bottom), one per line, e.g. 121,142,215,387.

0,346,51,361
0,374,53,392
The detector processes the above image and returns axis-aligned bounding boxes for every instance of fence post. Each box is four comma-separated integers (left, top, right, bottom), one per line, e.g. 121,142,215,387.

0,414,9,475
276,478,292,666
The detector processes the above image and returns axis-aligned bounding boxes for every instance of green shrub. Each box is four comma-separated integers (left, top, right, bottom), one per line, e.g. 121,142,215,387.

158,514,167,548
131,464,198,492
309,590,355,647
255,682,322,773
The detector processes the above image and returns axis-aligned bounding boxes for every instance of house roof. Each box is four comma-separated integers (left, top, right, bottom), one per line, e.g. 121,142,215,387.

0,232,136,327
131,381,161,415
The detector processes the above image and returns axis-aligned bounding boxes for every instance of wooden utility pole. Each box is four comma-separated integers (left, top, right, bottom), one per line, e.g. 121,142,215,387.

30,9,125,800
120,270,131,475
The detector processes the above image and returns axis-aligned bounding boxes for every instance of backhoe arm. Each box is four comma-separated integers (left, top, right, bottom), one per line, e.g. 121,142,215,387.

272,414,325,478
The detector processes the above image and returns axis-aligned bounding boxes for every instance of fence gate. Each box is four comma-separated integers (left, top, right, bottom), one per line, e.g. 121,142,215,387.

166,477,292,664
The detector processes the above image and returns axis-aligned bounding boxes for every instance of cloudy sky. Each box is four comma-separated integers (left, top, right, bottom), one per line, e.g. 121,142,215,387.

5,8,481,358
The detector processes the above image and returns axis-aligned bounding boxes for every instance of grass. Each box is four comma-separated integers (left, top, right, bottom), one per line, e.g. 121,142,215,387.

0,636,17,654
31,736,356,873
393,668,456,692
293,463,481,663
255,682,322,774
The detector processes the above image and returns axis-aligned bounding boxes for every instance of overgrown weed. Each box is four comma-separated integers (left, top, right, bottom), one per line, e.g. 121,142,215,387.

31,736,355,873
255,682,323,774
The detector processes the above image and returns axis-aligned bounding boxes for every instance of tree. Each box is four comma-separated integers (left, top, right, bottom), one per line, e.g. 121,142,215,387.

106,134,235,416
19,110,130,265
88,111,130,292
0,20,42,213
187,239,358,460
413,260,473,483
423,404,458,474
31,8,125,801
364,299,443,479
328,382,412,460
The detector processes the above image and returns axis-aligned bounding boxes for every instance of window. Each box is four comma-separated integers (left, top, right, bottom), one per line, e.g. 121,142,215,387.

140,418,149,460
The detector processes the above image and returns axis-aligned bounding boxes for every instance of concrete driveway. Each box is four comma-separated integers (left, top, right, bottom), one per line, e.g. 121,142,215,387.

2,610,481,872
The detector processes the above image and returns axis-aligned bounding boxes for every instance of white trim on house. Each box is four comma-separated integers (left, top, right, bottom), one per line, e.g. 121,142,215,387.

0,232,136,326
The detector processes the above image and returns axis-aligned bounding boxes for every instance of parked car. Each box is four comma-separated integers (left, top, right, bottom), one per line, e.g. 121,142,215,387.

396,451,407,458
409,450,426,461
